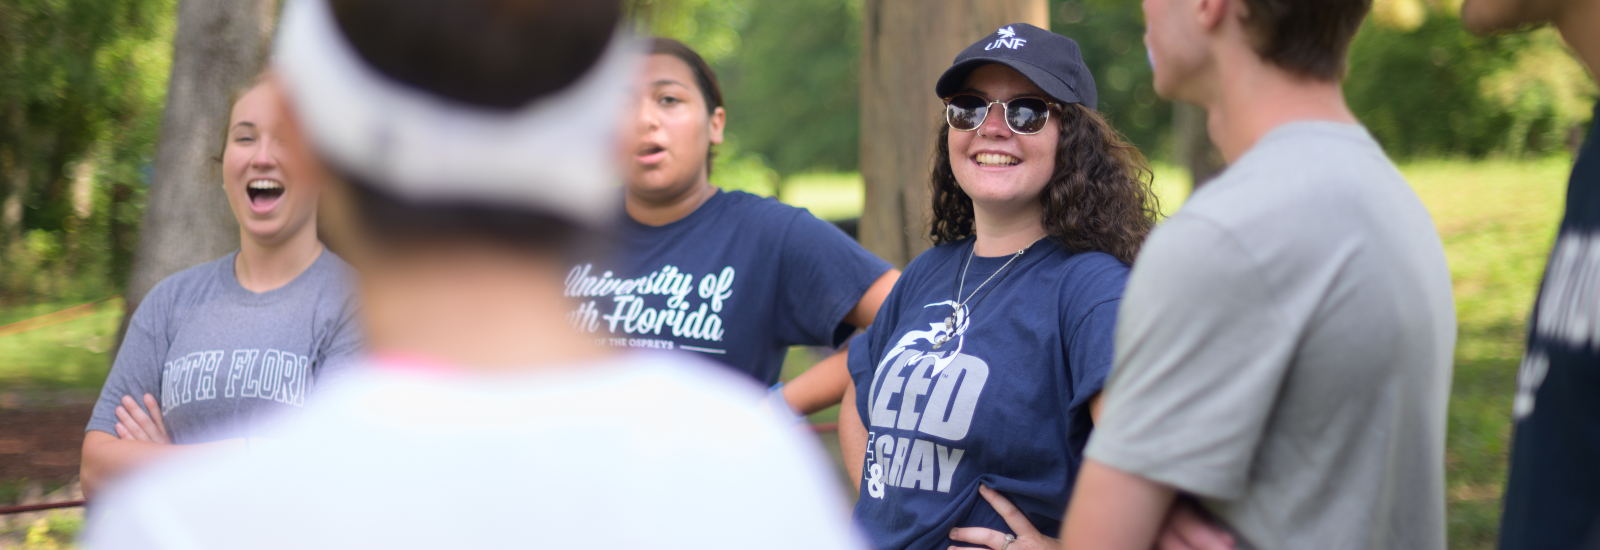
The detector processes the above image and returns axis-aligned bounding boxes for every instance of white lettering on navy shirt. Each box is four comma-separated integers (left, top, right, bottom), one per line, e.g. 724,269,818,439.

862,300,986,498
564,263,737,349
1516,228,1600,419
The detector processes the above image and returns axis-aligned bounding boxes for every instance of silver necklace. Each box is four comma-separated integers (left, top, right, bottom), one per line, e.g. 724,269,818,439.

932,238,1041,350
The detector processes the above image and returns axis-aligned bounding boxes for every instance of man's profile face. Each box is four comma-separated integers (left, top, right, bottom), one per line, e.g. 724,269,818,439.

1142,0,1211,102
1461,0,1564,33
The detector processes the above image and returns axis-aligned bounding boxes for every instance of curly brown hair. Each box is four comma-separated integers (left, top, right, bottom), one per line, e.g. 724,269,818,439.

929,103,1161,265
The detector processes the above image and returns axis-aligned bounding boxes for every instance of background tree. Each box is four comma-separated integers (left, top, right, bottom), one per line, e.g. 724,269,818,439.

117,0,279,347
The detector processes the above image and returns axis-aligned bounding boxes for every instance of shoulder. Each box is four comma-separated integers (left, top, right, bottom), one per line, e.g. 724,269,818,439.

138,253,235,310
1189,123,1407,224
896,240,967,288
1040,247,1129,316
1054,248,1130,282
717,190,807,220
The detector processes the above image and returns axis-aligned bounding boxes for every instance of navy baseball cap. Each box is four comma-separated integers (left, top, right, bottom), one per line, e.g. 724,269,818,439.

934,23,1098,111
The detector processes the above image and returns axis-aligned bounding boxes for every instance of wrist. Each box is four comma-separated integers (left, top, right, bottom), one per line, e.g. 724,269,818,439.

763,383,805,425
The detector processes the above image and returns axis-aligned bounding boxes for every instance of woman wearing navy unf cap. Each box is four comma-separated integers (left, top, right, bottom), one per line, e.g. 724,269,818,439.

839,24,1159,549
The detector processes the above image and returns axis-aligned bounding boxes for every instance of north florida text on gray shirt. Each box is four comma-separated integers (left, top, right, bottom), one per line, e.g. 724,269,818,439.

87,250,363,444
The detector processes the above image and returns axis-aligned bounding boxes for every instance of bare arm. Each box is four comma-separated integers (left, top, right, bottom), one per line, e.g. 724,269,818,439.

843,270,899,329
839,381,867,493
80,430,184,499
81,394,240,499
782,348,851,415
1060,459,1177,550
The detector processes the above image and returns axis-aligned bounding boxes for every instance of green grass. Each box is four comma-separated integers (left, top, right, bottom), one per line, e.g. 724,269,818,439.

782,172,868,221
0,299,121,393
773,157,1570,548
1405,157,1571,549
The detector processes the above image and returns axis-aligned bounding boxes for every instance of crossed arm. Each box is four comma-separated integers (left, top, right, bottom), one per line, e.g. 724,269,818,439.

80,394,239,499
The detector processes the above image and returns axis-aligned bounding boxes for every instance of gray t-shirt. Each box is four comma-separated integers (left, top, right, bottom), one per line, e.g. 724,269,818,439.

88,249,363,444
1086,122,1455,550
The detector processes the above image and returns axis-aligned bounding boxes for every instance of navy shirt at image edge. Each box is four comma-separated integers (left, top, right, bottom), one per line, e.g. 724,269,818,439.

1497,103,1600,550
564,190,892,386
847,238,1124,550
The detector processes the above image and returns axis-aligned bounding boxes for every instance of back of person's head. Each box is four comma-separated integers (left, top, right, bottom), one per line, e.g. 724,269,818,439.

273,0,630,257
1237,0,1371,81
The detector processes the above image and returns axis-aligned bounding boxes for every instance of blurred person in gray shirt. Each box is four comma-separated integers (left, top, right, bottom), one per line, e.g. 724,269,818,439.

1059,0,1456,549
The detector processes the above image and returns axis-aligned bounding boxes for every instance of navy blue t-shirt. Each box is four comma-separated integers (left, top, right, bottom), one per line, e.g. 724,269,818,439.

1499,103,1600,550
847,238,1125,550
564,190,892,386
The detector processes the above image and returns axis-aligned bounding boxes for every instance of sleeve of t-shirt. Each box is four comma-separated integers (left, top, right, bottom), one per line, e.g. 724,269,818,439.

1064,299,1118,414
86,284,176,436
1085,215,1299,500
774,209,893,348
312,293,365,393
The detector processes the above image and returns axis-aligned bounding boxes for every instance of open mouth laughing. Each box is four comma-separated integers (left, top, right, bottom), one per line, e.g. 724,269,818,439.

246,179,284,212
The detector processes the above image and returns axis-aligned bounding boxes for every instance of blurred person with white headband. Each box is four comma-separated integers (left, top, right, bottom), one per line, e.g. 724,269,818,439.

82,0,862,547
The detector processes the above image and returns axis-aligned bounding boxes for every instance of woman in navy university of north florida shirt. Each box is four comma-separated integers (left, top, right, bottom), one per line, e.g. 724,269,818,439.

563,38,898,417
841,24,1159,550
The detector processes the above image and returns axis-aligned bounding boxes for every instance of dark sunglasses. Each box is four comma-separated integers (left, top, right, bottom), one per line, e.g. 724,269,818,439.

943,94,1061,135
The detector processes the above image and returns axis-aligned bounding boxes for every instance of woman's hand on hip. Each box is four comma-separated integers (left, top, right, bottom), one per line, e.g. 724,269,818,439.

948,484,1058,550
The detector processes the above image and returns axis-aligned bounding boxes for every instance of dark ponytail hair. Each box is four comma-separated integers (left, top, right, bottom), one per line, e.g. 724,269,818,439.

649,37,724,176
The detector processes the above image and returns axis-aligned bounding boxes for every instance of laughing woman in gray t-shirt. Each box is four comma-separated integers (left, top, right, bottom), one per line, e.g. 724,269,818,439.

80,74,363,498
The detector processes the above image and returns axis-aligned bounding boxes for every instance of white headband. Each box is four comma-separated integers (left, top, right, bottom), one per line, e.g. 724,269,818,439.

272,0,638,226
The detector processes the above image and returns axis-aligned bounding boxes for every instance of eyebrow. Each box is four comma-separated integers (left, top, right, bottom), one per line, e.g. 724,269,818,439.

651,79,690,89
230,122,256,130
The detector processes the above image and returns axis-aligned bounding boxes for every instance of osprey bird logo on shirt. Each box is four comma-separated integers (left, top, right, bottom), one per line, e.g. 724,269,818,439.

863,300,989,498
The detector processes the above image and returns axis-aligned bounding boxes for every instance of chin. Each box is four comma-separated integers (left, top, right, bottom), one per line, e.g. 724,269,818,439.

627,174,697,203
241,220,290,244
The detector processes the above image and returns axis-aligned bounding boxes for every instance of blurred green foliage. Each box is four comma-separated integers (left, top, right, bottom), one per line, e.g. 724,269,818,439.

714,0,862,176
1051,0,1169,156
635,0,863,178
1349,18,1594,157
642,0,1593,178
0,0,173,304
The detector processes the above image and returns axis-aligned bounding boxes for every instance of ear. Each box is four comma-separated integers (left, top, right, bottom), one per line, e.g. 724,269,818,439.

1196,0,1229,30
708,106,726,145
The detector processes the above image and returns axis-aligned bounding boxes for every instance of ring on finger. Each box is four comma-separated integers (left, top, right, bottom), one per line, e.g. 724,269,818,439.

1002,533,1015,550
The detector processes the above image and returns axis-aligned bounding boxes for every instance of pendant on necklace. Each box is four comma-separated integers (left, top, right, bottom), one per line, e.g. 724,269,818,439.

933,313,958,350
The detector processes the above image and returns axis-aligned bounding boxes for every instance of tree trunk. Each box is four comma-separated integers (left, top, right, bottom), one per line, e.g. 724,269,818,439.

859,0,1047,268
1172,101,1224,189
118,0,279,352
